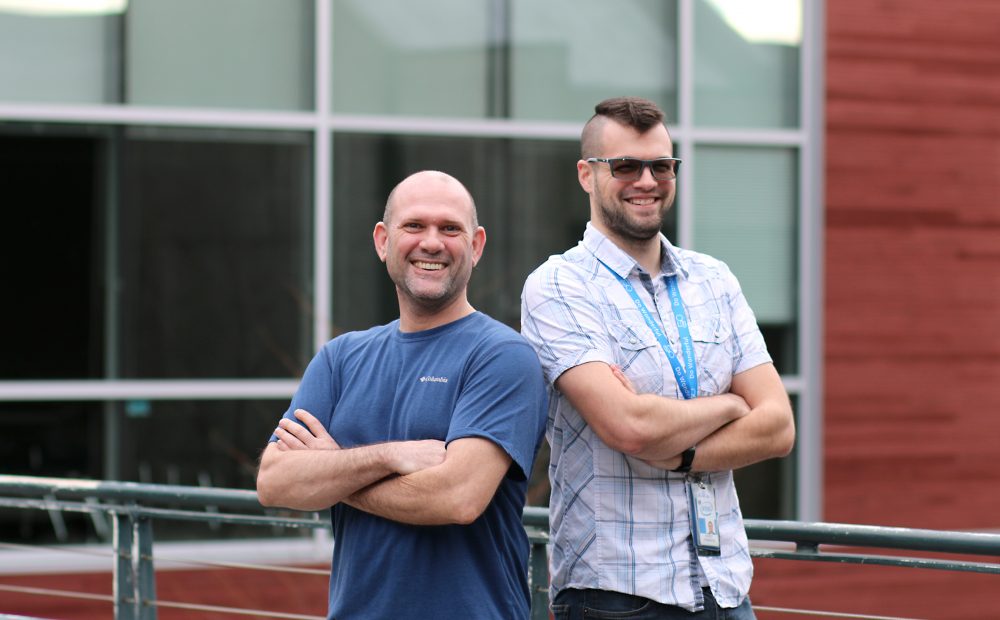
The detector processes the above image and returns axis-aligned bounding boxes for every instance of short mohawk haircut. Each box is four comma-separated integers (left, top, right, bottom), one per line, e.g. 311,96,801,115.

581,96,667,159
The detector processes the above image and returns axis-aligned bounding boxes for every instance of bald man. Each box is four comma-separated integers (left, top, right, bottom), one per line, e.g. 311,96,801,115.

257,171,547,620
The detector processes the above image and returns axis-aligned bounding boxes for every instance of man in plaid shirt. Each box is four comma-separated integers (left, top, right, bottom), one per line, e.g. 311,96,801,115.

521,97,795,619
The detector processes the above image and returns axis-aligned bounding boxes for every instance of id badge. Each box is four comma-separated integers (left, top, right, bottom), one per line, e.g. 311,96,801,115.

686,476,721,556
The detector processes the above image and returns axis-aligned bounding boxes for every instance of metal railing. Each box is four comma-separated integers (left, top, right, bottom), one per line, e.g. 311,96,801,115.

2,474,1000,620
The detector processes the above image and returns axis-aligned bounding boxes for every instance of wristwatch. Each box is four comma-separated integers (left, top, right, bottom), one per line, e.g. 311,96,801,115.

673,445,696,473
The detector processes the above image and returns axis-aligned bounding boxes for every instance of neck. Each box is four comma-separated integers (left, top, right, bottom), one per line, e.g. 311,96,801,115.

594,222,663,275
624,238,662,275
397,295,475,333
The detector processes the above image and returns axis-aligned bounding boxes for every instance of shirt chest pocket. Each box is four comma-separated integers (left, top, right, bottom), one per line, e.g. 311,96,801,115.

607,320,663,395
688,312,734,391
689,312,730,345
609,313,734,395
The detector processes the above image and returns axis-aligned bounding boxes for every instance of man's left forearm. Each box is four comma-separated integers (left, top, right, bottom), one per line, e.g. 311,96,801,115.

682,401,794,471
642,363,795,472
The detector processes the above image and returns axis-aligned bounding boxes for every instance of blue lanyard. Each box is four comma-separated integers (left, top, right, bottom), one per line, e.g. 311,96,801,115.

598,260,698,400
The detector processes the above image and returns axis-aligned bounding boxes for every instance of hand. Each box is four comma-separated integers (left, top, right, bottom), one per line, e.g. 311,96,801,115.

275,408,340,451
719,392,752,420
386,440,447,475
610,365,637,393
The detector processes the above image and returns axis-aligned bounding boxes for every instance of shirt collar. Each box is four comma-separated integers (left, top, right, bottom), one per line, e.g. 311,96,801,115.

582,222,686,280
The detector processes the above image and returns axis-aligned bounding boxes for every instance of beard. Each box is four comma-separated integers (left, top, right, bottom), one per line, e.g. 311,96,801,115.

385,242,470,313
394,270,463,311
596,196,666,242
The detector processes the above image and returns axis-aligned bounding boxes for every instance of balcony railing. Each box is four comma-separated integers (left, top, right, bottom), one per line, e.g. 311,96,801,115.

2,474,1000,619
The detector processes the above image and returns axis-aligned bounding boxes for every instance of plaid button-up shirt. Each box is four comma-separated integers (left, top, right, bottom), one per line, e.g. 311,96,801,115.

520,223,772,611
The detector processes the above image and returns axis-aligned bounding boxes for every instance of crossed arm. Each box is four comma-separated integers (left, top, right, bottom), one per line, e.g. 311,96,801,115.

256,410,512,525
555,360,794,472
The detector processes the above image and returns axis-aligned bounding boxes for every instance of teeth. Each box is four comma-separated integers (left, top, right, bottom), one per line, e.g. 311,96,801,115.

415,261,444,271
629,198,656,206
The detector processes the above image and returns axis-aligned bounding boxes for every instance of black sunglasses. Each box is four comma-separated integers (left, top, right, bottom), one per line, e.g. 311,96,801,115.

586,157,682,182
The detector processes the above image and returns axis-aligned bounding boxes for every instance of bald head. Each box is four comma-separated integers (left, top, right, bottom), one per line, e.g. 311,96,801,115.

382,170,479,228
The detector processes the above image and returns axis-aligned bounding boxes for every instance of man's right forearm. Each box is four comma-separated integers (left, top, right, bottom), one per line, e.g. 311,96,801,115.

256,443,403,511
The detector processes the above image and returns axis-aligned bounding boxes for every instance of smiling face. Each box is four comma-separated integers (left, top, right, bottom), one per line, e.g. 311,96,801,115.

373,171,485,329
578,120,677,246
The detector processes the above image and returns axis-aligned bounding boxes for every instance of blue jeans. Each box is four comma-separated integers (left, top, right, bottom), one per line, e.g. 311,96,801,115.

551,588,756,620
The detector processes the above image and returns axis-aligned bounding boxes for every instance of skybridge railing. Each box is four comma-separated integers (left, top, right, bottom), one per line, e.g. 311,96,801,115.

2,474,1000,620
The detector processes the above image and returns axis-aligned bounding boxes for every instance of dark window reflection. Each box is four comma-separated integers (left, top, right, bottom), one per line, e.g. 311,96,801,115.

1,125,314,380
115,398,284,490
0,131,108,379
118,128,313,378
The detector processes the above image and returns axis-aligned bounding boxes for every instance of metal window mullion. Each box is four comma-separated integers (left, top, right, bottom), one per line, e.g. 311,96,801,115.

0,380,299,401
103,127,123,480
676,0,695,250
684,127,805,145
314,0,332,352
327,114,581,139
311,0,334,554
0,103,317,131
796,0,826,522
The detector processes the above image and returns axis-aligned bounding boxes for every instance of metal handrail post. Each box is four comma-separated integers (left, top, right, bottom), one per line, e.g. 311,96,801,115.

528,535,549,620
113,512,136,620
523,507,550,620
135,517,157,620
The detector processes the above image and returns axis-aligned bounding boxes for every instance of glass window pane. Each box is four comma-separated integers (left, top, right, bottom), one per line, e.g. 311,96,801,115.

1,125,313,381
0,401,103,480
694,0,801,127
693,145,798,371
126,0,313,110
116,399,284,491
0,7,120,104
332,0,491,117
118,128,313,378
511,0,678,122
1,127,109,379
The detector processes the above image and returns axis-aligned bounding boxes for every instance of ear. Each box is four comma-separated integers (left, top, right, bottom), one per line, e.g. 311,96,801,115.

577,159,594,194
373,222,388,262
471,226,486,267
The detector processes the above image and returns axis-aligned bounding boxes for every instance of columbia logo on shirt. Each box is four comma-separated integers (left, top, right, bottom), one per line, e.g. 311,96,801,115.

419,376,449,383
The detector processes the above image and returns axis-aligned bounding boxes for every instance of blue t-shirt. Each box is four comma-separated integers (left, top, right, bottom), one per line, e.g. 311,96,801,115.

273,312,547,620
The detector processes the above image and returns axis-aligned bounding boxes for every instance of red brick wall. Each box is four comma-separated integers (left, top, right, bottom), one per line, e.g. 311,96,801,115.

754,2,1000,618
824,0,1000,529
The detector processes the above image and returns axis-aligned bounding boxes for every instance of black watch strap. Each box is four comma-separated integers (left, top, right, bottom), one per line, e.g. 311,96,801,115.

673,446,696,473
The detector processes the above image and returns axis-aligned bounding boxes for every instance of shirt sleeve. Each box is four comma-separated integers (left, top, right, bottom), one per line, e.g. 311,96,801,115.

446,336,548,482
267,342,338,443
520,261,615,386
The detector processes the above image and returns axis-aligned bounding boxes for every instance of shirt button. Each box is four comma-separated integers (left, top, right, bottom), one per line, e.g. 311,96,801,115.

629,337,638,344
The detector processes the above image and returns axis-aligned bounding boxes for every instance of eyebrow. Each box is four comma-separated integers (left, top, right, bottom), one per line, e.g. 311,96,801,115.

398,216,469,229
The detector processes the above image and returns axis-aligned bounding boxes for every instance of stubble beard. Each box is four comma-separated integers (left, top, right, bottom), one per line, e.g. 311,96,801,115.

597,196,665,242
389,251,469,315
398,273,461,312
